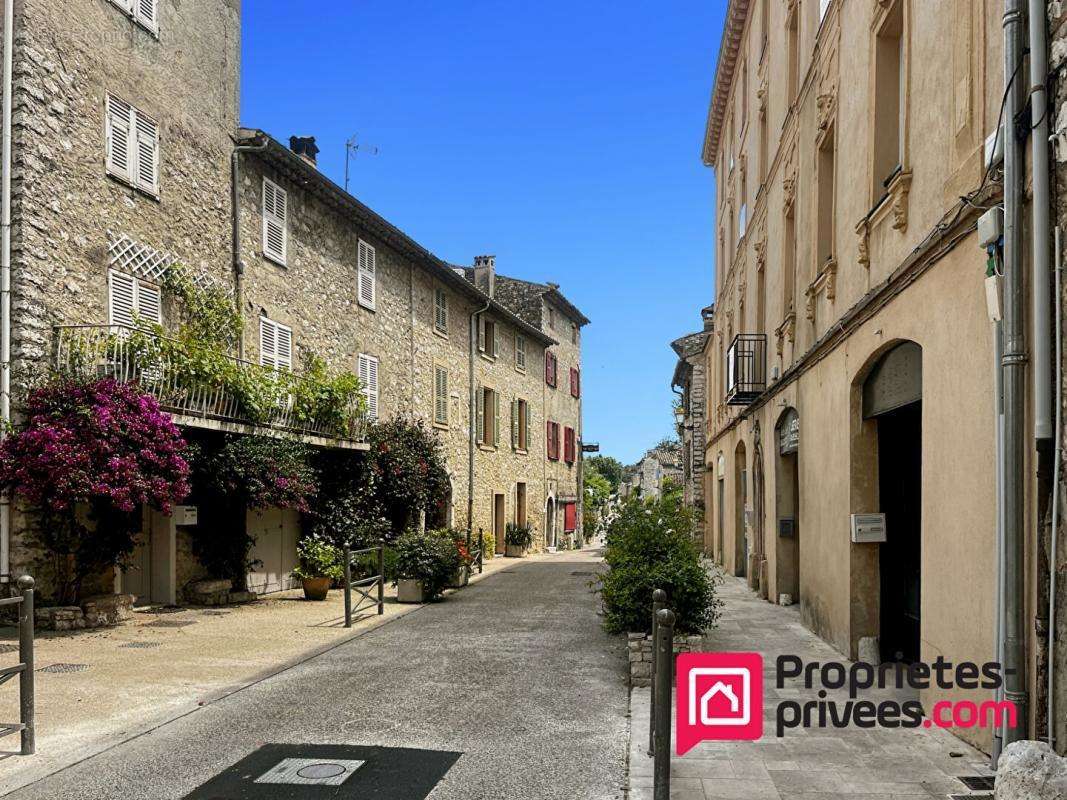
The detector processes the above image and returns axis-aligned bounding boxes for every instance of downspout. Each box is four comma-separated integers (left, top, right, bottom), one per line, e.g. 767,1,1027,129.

1049,225,1062,748
1001,0,1029,746
467,297,490,542
1,0,15,578
231,136,268,359
1030,0,1052,441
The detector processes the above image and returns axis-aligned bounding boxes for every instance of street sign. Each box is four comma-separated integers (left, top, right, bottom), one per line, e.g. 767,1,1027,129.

582,443,600,453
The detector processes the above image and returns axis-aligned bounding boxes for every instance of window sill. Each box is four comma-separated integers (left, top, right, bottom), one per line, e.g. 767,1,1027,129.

107,172,160,203
479,352,497,363
478,443,497,453
515,365,526,375
514,448,528,456
433,328,448,340
433,421,449,431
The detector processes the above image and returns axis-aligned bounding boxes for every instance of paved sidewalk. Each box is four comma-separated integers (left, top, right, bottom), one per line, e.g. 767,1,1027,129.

627,573,997,799
0,548,533,796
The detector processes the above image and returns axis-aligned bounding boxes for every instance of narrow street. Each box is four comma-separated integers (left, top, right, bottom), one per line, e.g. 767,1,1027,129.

2,550,628,800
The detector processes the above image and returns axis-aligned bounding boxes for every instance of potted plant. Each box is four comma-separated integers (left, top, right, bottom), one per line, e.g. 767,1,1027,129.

293,536,343,601
505,522,534,558
394,530,460,603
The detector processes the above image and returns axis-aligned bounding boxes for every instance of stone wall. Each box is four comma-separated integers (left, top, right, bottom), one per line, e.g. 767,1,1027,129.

627,631,704,687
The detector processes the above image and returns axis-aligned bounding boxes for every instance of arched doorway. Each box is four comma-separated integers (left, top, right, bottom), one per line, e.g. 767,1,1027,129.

545,497,557,550
751,424,767,596
863,341,922,663
715,452,725,565
775,408,800,605
733,440,748,577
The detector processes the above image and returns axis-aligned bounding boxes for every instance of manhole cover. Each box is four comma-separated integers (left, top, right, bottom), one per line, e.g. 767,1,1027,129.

120,641,162,649
147,619,196,628
184,744,461,799
38,663,88,673
958,776,996,791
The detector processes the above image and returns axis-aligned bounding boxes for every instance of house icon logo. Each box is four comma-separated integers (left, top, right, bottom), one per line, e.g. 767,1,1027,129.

676,652,763,754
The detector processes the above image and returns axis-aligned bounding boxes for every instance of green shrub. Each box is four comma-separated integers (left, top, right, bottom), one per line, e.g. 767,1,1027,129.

393,529,461,601
597,494,720,634
292,535,344,582
504,522,533,549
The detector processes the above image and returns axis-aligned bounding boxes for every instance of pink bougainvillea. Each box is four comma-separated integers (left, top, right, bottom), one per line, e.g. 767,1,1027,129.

0,376,191,514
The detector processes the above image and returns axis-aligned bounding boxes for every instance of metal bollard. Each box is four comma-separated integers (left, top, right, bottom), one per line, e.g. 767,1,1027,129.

649,588,666,756
653,608,675,800
376,539,385,615
18,575,34,756
343,546,353,628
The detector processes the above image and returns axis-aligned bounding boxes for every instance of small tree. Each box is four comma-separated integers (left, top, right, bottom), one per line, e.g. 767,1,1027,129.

0,376,191,604
306,449,390,549
367,418,450,536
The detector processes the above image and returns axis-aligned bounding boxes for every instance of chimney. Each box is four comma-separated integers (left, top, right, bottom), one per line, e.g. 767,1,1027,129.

289,136,319,168
473,255,496,298
701,304,715,332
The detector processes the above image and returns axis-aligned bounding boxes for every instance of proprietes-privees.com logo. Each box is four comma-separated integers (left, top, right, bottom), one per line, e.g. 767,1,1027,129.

676,652,1017,755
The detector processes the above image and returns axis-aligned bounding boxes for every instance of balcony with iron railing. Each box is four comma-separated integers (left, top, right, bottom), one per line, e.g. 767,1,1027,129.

52,325,369,448
725,333,767,406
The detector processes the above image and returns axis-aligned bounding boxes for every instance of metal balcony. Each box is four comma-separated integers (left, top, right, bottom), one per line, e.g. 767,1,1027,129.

52,325,368,448
725,333,767,406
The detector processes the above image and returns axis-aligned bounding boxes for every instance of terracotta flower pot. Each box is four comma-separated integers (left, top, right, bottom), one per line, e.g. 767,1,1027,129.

448,566,470,589
505,544,526,558
302,576,331,601
396,578,425,603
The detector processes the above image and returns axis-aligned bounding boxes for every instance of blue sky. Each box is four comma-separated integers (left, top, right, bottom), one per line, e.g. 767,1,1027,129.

241,1,725,465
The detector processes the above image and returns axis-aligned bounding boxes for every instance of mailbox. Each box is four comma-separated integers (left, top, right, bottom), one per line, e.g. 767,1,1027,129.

850,513,886,543
173,505,198,526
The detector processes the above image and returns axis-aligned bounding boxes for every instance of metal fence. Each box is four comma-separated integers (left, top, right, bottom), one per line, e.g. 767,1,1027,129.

0,576,35,755
465,528,485,575
53,324,368,442
648,588,676,800
342,543,385,628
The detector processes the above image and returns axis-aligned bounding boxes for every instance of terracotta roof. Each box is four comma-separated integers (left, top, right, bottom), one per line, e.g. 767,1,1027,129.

701,0,751,167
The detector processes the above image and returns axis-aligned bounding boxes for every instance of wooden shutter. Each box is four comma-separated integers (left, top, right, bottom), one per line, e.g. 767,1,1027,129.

564,502,576,532
136,0,158,31
358,239,376,309
259,317,278,368
109,270,136,328
477,317,486,353
134,110,159,195
136,279,161,324
106,95,133,184
489,322,498,358
434,288,448,333
262,178,287,265
275,323,293,370
493,390,501,447
519,400,528,450
476,385,485,444
516,335,526,370
511,399,519,449
434,365,448,425
358,353,379,420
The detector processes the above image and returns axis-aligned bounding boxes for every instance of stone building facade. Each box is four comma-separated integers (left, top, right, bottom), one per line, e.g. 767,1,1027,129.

702,0,1011,752
670,306,713,523
623,445,682,502
0,1,589,605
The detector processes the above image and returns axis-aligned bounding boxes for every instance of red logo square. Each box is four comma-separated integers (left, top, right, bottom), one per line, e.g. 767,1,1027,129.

676,652,763,754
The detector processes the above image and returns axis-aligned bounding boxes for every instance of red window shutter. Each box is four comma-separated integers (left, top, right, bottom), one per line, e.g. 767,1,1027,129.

564,427,575,463
546,421,556,460
570,367,580,398
545,352,551,384
564,502,576,532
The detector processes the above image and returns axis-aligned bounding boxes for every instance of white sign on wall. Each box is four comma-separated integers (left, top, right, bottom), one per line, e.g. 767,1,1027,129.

850,513,886,543
173,505,198,526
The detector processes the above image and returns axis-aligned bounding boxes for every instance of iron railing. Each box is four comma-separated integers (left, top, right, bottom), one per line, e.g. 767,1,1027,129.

342,542,385,627
0,576,35,756
726,333,767,406
53,325,368,443
465,528,485,576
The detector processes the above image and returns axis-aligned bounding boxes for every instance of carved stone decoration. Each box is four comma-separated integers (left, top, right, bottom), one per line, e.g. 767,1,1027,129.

804,286,816,322
774,310,796,356
757,82,768,118
775,326,785,356
783,174,797,216
887,171,913,232
816,89,836,132
754,237,767,272
820,258,838,300
855,218,870,268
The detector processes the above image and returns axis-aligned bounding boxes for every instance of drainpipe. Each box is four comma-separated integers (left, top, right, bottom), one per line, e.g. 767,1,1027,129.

0,0,15,578
1030,0,1052,442
231,135,268,359
1049,225,1062,748
1001,0,1029,747
467,298,490,541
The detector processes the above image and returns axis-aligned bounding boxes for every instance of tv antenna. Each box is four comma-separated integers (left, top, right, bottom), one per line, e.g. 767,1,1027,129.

345,134,379,192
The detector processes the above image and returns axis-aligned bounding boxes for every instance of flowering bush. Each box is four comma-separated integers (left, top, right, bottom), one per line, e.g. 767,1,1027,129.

202,436,317,511
367,418,450,535
305,449,390,548
394,528,461,601
0,376,191,604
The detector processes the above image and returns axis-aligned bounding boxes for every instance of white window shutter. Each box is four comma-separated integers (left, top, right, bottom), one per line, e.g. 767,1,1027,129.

511,400,519,449
134,110,159,195
491,323,498,358
136,0,158,31
493,390,501,447
262,178,287,265
434,288,448,333
275,323,292,370
259,318,277,369
137,280,161,324
477,317,486,352
106,95,133,184
358,354,379,421
358,239,376,309
476,385,485,444
434,366,448,424
109,270,136,328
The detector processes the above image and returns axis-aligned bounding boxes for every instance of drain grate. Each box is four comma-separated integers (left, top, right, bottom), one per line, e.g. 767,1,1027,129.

38,663,88,674
147,619,196,628
958,776,996,791
120,641,162,649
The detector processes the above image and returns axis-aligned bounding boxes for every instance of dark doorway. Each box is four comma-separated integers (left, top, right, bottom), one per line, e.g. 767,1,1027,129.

877,400,922,663
775,408,800,605
734,442,748,578
716,478,725,565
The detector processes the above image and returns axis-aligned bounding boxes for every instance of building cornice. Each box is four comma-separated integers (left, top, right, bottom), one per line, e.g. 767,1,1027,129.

702,0,752,167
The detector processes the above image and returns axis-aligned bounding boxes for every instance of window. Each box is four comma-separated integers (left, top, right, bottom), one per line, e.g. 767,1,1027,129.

358,239,376,310
108,0,157,35
108,270,161,328
476,386,499,447
515,482,528,527
759,98,769,184
546,421,561,461
433,364,448,426
547,306,556,330
545,351,558,387
106,95,158,196
434,287,448,334
872,0,904,201
259,317,293,371
784,195,797,314
738,203,748,240
817,126,836,269
515,334,527,371
739,60,748,132
358,353,379,421
563,501,576,532
787,5,800,105
760,0,770,58
563,427,576,464
570,323,578,345
819,0,830,20
569,367,581,398
478,317,497,358
511,398,529,451
262,178,287,266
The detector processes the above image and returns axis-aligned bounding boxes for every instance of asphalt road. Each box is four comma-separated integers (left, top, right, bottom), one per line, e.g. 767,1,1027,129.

5,549,629,800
